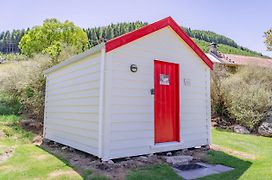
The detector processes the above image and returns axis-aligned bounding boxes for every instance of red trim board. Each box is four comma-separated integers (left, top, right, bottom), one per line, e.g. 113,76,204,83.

105,16,213,70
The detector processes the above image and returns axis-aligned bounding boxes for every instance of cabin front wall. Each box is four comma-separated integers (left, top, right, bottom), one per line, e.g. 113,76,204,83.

103,27,211,160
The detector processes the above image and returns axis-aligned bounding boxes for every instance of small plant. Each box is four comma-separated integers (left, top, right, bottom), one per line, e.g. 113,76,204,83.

0,53,27,61
0,115,33,142
0,93,21,115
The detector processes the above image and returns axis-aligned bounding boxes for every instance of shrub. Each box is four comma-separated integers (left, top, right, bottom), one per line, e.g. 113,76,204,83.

0,93,21,115
223,66,272,130
0,55,50,120
0,46,79,121
211,64,231,118
212,65,272,130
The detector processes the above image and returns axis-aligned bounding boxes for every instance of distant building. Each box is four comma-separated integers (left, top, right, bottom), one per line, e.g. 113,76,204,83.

206,43,272,68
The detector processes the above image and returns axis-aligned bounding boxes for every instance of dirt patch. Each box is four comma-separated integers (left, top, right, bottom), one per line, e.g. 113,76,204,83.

0,130,5,138
0,165,12,170
20,119,43,135
211,144,256,160
0,147,15,162
35,154,49,161
40,141,164,179
32,135,43,145
212,117,234,130
49,170,79,177
40,141,210,179
173,147,210,163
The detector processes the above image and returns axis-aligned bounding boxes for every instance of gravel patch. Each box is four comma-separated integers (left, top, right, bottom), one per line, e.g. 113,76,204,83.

40,140,210,179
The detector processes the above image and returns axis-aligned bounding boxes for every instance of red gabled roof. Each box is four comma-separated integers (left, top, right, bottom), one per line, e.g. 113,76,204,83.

105,17,213,70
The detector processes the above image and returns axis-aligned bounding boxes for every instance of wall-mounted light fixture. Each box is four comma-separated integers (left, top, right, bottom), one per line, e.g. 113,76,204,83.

130,64,138,73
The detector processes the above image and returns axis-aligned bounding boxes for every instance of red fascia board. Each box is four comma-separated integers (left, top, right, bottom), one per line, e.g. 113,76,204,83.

105,17,213,70
105,17,169,52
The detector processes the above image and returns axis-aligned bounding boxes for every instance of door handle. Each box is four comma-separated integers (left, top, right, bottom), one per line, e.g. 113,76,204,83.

150,88,155,95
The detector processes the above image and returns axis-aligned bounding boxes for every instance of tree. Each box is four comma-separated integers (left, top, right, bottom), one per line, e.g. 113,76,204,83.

19,19,89,60
264,29,272,51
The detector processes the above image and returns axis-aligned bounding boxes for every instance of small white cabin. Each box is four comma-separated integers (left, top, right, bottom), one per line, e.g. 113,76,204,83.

43,17,213,161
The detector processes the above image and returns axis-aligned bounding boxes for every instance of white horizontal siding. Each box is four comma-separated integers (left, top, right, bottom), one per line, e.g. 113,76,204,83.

46,105,99,114
111,96,153,106
47,66,100,86
111,121,153,132
46,81,100,96
46,89,100,102
46,126,98,141
47,74,100,90
47,54,100,79
44,53,101,157
111,113,153,122
46,97,99,106
106,27,210,159
110,137,152,148
46,132,98,155
46,113,98,122
111,130,153,141
46,118,98,131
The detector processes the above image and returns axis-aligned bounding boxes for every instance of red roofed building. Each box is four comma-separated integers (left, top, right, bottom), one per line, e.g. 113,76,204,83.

206,43,272,68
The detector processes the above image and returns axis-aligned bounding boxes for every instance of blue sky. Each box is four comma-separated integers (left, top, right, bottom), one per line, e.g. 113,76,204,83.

1,0,272,56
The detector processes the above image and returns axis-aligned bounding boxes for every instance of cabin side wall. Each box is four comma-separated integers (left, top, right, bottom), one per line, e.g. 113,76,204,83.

44,53,101,156
104,27,211,160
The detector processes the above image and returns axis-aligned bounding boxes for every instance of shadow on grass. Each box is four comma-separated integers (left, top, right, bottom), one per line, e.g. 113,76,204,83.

126,163,181,180
37,142,180,180
37,142,108,180
36,142,252,180
200,150,252,180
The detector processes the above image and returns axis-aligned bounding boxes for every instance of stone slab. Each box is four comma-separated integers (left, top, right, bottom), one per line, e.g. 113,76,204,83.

210,164,234,173
166,155,193,165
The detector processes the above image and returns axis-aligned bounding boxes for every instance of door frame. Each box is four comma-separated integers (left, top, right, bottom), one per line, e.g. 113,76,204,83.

154,59,180,144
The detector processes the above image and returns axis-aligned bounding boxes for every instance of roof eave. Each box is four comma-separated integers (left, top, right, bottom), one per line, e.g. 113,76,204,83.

44,43,105,75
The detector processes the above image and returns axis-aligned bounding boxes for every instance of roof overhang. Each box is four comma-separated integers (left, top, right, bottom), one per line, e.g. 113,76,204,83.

44,43,104,75
205,53,222,64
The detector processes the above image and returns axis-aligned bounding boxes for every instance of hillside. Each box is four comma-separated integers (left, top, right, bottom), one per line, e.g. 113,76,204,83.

183,28,266,57
0,21,268,58
193,38,265,57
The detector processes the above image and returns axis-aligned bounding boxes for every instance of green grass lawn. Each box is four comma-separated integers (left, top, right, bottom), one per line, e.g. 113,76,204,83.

1,115,272,179
199,129,272,180
127,129,272,180
126,164,181,180
0,115,82,179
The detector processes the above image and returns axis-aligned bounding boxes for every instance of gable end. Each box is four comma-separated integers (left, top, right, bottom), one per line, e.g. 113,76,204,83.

105,17,213,70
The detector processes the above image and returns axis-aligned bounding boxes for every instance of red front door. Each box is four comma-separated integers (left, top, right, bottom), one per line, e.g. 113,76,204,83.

154,60,180,143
